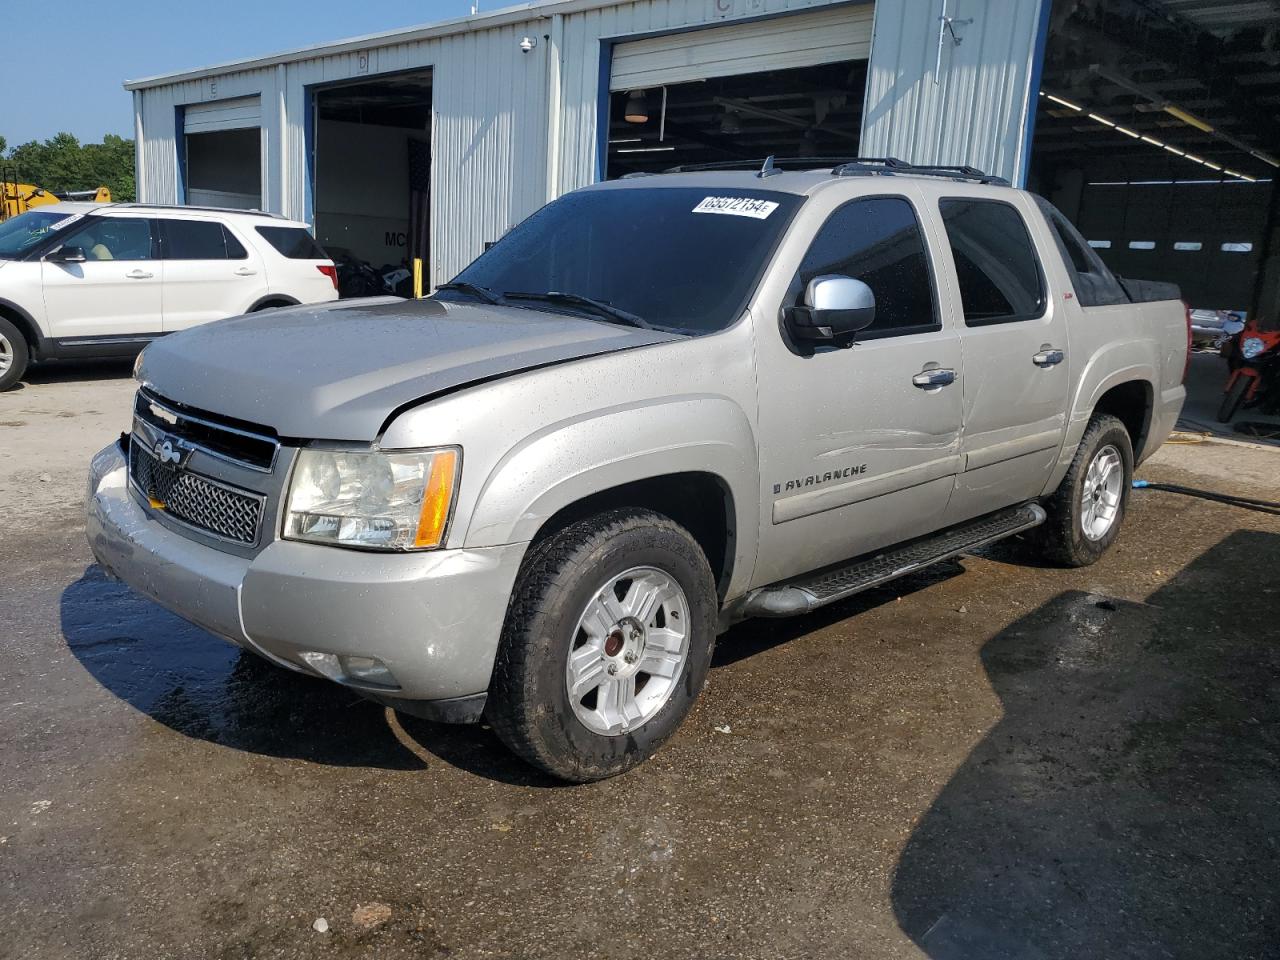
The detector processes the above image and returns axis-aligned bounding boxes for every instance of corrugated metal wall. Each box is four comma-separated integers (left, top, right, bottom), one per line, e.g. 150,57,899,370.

133,0,1047,284
860,0,1048,184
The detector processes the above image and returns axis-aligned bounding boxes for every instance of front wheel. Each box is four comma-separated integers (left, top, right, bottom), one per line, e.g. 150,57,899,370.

487,509,718,782
0,316,30,392
1036,413,1134,567
1217,373,1250,423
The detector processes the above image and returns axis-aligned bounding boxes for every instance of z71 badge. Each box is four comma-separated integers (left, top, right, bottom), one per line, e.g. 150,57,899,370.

773,464,868,495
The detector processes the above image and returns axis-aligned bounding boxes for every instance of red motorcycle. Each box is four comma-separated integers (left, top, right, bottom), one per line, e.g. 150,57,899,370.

1218,317,1280,422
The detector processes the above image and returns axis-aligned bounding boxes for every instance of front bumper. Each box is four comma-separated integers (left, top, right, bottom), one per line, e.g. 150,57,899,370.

86,442,526,718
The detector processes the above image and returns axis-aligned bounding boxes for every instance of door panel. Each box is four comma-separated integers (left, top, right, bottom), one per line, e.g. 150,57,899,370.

752,191,963,588
40,217,163,339
160,219,267,331
931,195,1070,524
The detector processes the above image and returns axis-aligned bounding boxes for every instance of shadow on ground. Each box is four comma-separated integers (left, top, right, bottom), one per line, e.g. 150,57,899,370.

892,529,1280,959
60,566,427,770
61,556,964,783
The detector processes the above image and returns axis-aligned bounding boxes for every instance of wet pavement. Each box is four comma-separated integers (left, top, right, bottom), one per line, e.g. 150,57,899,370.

2,367,1278,959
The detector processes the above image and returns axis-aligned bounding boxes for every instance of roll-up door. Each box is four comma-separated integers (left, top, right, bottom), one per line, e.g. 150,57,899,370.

183,96,262,134
609,5,874,92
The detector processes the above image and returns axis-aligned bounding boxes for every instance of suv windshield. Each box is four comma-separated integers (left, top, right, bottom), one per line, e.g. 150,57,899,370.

439,186,803,334
0,209,86,259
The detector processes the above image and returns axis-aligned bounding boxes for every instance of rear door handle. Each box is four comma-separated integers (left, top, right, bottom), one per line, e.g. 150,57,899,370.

912,368,957,389
1033,347,1065,367
234,267,257,277
125,269,154,279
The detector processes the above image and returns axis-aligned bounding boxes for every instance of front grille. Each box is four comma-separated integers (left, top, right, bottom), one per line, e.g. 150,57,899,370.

134,389,279,472
129,442,264,545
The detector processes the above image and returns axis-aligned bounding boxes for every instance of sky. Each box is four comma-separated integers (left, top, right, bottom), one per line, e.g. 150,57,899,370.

0,0,481,148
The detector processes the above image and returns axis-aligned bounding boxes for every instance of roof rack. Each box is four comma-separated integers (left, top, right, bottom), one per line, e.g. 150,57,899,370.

831,158,1010,186
650,155,1009,186
106,203,289,219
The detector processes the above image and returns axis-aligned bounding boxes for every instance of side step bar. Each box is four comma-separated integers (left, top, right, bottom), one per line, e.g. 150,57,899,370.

738,503,1046,619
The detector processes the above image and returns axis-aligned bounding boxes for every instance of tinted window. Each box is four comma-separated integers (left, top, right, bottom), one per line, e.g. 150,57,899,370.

256,225,328,260
164,219,245,260
67,217,154,261
792,197,937,337
443,187,803,335
1032,196,1128,308
939,199,1045,325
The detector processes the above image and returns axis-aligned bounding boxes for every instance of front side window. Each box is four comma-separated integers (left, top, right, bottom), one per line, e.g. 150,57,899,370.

939,198,1045,325
791,196,938,338
441,187,803,335
163,219,246,260
65,216,155,261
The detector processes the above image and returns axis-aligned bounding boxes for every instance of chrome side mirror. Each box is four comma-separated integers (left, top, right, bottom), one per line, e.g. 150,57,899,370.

784,275,876,342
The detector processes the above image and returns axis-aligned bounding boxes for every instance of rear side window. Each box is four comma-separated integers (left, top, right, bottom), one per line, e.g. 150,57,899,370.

256,226,328,260
939,198,1045,325
163,219,247,260
792,196,938,338
1032,196,1128,308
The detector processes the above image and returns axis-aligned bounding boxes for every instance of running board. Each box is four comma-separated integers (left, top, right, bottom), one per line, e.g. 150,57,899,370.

738,503,1046,619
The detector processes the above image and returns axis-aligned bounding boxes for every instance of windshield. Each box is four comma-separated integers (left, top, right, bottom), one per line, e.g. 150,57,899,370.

440,186,803,334
0,209,86,259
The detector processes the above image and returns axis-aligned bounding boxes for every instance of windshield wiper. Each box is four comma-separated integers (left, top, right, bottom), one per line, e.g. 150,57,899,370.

435,281,502,305
502,291,653,330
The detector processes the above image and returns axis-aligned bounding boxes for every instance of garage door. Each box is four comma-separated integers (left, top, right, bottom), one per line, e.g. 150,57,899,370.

183,96,262,135
609,5,874,92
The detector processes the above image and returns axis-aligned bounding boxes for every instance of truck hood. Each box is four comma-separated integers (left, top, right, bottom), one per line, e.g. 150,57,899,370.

137,297,683,441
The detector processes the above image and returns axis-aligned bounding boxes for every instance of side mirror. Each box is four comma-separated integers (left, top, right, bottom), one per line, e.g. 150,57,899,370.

784,275,876,342
48,245,87,263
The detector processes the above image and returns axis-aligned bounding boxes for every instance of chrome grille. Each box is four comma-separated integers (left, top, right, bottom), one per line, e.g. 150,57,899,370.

129,442,263,545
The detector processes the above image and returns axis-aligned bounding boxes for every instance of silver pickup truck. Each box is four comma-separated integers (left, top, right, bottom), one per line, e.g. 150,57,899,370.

87,158,1188,781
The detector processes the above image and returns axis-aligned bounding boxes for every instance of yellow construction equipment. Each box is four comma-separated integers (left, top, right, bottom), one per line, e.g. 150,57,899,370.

1,166,111,221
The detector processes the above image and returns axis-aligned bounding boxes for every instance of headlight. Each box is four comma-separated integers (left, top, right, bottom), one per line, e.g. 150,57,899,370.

284,447,459,550
1241,336,1265,360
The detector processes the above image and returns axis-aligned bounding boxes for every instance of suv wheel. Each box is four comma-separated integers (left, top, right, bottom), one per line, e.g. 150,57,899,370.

488,509,718,782
0,316,30,391
1037,413,1134,567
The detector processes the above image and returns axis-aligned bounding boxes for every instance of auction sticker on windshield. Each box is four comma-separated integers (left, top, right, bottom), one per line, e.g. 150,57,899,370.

48,214,85,231
692,196,779,219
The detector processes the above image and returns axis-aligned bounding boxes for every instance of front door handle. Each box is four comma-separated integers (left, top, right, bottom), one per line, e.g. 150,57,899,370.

912,368,957,389
234,267,257,276
1033,347,1065,367
125,269,154,279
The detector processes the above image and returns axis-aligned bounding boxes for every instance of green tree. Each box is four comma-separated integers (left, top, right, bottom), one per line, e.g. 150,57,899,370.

4,131,136,202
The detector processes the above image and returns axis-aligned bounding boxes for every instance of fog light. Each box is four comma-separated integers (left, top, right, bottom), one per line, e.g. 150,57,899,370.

298,650,342,680
338,655,399,690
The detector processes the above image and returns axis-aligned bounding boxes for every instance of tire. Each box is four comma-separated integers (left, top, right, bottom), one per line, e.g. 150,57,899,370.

487,508,718,782
0,316,30,392
1216,374,1250,423
1036,413,1134,568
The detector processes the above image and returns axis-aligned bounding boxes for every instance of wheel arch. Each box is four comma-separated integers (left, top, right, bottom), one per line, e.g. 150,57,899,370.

246,294,301,313
462,397,760,603
0,297,47,357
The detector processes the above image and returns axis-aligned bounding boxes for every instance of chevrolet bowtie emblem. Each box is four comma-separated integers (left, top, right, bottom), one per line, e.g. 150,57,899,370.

154,435,194,468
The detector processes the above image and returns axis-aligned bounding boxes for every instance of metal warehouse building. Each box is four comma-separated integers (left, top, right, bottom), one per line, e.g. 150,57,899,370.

126,0,1280,318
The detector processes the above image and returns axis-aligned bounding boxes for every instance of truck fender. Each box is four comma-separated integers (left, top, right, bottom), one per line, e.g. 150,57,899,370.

1042,339,1156,495
464,395,760,599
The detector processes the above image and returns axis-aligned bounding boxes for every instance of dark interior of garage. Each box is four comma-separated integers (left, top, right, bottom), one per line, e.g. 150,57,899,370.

605,59,867,177
185,128,262,210
1029,0,1280,322
312,70,432,296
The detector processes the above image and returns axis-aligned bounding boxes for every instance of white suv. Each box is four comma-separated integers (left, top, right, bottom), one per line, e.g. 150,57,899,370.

0,203,339,390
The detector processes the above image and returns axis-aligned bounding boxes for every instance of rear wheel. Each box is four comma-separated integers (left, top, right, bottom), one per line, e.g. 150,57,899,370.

1217,374,1250,423
1036,413,1133,567
0,316,30,392
487,509,718,782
